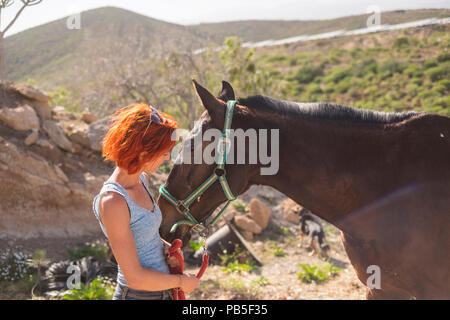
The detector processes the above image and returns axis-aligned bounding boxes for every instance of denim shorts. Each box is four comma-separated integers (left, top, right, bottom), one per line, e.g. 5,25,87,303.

112,283,173,300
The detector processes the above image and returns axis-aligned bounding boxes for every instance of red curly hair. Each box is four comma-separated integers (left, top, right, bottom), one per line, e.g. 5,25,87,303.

102,103,178,174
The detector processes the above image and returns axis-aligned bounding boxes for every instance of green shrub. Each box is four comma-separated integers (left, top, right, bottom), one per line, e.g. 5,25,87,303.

323,82,335,93
393,37,409,49
231,201,247,213
296,263,341,284
273,246,286,257
61,278,114,300
293,64,324,84
265,54,288,63
67,242,109,261
425,63,450,82
324,66,352,83
335,78,352,94
353,58,377,77
437,52,450,63
378,58,406,76
435,79,450,93
274,225,291,236
404,65,423,78
306,83,322,95
424,59,438,69
189,240,203,252
222,259,261,274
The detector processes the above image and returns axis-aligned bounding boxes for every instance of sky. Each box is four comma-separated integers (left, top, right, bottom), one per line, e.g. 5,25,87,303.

1,0,449,37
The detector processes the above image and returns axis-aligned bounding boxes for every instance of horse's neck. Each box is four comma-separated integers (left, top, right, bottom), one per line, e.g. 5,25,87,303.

248,117,390,228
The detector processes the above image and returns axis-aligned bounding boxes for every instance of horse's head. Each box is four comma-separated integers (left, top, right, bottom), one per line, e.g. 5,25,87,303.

158,80,254,245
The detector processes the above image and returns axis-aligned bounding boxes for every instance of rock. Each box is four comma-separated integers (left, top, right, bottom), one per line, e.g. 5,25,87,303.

0,104,39,131
52,106,76,121
36,138,53,149
24,129,39,146
32,101,52,120
68,123,90,148
248,198,271,230
281,199,302,225
241,231,254,241
42,120,74,152
13,84,51,103
81,110,99,124
234,215,262,234
54,164,69,183
223,208,236,222
86,117,110,152
83,172,108,194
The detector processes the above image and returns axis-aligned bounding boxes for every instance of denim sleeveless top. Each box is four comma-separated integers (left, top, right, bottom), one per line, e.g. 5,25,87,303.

92,172,169,286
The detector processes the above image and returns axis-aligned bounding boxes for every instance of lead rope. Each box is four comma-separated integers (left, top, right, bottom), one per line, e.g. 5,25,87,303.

167,236,209,300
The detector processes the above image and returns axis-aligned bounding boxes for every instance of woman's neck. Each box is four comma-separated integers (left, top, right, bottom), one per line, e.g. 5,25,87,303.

109,166,142,189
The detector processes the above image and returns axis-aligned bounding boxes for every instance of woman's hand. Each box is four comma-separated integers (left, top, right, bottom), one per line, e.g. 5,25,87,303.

162,238,183,269
179,274,200,294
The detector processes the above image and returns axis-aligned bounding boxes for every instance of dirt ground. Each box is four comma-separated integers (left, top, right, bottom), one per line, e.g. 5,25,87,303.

185,221,366,300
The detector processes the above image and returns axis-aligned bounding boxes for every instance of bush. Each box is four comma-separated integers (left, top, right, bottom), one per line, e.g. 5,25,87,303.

335,78,351,93
306,83,322,95
293,64,324,84
435,79,450,93
353,58,377,77
437,52,450,63
393,37,409,49
296,263,341,284
324,66,352,84
425,63,450,82
0,249,33,282
67,242,109,261
378,58,406,76
424,59,438,69
403,65,423,78
61,278,114,300
231,201,247,213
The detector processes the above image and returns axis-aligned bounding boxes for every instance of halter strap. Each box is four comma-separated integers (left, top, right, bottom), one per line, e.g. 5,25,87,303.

159,100,237,233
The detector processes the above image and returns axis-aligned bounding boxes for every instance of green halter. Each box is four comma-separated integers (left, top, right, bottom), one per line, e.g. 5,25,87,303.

159,100,237,234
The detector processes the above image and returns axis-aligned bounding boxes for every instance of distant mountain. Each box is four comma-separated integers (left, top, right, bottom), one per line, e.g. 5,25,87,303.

188,9,450,43
4,7,210,88
4,7,449,90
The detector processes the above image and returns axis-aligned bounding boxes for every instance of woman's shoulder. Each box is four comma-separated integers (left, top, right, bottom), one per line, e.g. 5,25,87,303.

98,191,130,221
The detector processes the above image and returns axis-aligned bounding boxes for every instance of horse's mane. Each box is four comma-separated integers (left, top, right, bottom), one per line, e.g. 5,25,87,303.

237,95,420,124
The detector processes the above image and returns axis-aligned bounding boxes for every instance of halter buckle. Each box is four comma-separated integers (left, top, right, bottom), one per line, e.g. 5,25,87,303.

176,202,188,214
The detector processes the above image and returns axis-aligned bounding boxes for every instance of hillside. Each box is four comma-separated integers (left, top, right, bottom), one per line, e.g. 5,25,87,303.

4,6,210,88
4,7,449,90
189,9,450,43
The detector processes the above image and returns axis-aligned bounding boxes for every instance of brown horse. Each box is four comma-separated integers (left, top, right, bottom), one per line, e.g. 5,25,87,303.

158,80,450,300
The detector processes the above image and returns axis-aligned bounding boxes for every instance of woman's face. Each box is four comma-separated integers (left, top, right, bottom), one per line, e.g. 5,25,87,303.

141,151,170,173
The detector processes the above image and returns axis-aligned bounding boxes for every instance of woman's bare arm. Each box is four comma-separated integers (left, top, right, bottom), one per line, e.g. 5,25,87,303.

99,192,183,291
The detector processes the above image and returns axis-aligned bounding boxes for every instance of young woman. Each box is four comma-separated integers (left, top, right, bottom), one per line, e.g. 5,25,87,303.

92,103,200,300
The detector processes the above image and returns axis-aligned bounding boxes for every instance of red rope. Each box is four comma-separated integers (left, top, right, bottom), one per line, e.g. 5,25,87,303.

167,239,209,300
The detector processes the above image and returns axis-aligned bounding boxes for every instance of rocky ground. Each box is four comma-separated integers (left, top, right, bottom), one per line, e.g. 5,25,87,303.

185,199,366,300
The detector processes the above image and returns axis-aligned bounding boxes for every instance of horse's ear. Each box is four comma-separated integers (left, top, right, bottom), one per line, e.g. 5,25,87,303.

192,79,225,119
217,80,235,102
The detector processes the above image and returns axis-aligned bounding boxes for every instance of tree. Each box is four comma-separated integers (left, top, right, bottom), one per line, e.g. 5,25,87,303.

0,0,43,80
